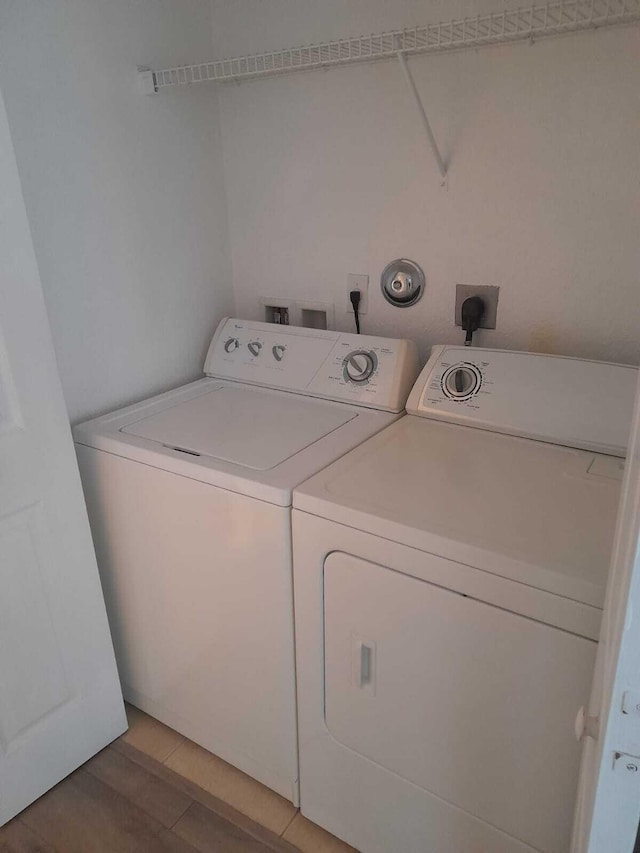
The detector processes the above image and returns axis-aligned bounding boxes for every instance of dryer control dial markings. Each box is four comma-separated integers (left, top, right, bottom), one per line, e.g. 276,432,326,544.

343,350,378,384
442,363,483,400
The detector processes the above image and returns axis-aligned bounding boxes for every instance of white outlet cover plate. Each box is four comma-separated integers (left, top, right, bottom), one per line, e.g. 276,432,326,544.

347,274,369,314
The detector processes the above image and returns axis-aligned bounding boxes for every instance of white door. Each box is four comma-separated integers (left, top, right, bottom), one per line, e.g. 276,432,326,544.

571,368,640,852
0,87,126,825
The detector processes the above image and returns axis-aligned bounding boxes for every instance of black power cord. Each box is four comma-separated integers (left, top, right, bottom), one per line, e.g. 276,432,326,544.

461,296,485,346
350,289,361,334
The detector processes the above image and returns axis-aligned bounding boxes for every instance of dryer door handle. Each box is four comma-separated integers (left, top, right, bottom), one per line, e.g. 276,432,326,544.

351,636,376,693
360,643,372,686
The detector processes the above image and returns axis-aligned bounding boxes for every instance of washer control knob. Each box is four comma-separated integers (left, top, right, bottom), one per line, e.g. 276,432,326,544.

272,345,286,362
247,341,262,357
343,350,377,384
442,363,482,400
224,337,239,353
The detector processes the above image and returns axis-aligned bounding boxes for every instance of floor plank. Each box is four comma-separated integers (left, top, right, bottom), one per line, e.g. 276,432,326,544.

164,738,296,835
173,802,275,853
116,741,299,853
121,704,185,763
19,768,189,853
84,745,192,828
156,828,208,853
0,818,55,852
283,814,358,853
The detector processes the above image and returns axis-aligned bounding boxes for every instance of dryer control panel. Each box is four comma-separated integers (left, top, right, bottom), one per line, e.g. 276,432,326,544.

204,318,419,413
406,345,637,457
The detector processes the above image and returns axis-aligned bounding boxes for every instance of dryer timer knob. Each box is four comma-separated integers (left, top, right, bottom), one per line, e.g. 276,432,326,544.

442,363,482,399
224,337,239,353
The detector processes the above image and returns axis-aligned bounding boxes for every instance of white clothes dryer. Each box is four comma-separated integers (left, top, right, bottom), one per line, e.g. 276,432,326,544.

74,318,418,804
292,346,637,853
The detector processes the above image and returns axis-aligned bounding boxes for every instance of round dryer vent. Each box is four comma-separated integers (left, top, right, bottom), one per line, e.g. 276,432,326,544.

380,259,425,308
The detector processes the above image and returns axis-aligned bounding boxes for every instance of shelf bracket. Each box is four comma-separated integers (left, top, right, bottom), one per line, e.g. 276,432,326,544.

137,67,158,95
396,51,446,183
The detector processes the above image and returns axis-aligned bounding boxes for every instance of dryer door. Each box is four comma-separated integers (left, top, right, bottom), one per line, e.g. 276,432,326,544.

323,552,595,853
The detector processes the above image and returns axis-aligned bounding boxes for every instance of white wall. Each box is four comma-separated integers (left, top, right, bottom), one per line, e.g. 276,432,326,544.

0,0,233,423
214,1,640,365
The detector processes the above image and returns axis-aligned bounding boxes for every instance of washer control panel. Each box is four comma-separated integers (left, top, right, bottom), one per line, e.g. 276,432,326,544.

406,345,637,456
204,318,419,413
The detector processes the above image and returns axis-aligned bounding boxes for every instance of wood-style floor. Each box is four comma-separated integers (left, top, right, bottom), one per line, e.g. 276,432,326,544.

0,705,357,853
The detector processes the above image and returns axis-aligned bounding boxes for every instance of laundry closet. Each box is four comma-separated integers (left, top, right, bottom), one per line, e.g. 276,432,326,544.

0,2,639,852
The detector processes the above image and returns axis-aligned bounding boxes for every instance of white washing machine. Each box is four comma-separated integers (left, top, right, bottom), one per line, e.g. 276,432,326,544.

292,346,637,853
73,317,418,804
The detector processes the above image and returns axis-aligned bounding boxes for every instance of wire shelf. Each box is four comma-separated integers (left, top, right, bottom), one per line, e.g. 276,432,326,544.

148,0,640,89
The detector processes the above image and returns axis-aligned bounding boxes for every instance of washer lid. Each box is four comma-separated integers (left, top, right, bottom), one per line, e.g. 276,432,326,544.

121,386,356,471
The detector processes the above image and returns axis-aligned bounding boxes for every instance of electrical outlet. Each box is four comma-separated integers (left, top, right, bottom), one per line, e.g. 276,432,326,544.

346,274,369,315
455,284,499,329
